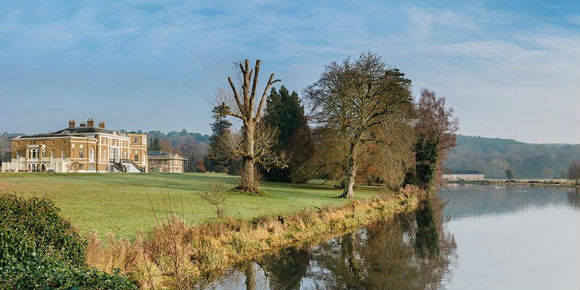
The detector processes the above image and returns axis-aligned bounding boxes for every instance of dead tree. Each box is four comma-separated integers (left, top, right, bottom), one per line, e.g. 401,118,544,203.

217,59,283,193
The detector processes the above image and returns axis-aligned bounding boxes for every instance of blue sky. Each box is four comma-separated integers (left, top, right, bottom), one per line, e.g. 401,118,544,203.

0,0,578,143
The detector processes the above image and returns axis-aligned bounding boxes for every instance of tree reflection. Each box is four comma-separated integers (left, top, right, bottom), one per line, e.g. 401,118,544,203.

568,189,580,209
259,248,311,290
253,197,456,290
244,262,256,290
415,199,439,256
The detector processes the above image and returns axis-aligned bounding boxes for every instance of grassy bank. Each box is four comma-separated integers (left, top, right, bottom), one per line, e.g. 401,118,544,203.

85,188,419,289
0,173,384,238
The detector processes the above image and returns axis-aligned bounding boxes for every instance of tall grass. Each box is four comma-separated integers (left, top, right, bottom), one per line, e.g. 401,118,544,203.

85,185,421,289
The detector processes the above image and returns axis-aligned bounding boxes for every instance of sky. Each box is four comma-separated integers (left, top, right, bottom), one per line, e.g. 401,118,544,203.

0,0,578,144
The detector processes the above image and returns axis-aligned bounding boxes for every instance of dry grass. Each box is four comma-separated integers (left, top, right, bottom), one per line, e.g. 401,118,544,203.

86,186,421,289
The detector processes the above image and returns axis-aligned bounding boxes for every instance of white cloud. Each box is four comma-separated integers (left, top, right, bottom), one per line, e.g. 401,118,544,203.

0,1,578,143
404,4,480,38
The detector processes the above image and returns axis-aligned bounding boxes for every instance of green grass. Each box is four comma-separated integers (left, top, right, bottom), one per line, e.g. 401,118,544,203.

0,173,386,238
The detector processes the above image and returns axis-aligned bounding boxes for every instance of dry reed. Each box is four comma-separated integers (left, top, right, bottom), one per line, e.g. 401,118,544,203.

86,186,421,289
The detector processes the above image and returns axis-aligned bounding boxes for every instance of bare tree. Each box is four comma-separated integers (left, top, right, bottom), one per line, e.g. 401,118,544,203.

305,52,415,198
0,133,10,164
415,89,459,160
67,160,80,173
216,59,284,193
567,160,580,185
197,180,230,218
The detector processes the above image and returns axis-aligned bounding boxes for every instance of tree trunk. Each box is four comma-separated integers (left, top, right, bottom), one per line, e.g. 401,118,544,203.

241,122,256,191
340,143,358,198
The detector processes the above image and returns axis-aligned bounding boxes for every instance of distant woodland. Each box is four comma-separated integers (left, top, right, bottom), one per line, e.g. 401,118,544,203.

444,135,580,179
2,132,578,180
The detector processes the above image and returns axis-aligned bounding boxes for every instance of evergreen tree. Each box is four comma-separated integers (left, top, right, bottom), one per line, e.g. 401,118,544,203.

262,86,314,182
206,105,233,173
148,137,161,152
407,138,439,189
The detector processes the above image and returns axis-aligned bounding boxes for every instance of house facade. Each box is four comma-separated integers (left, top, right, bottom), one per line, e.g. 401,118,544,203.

148,151,187,173
1,119,148,173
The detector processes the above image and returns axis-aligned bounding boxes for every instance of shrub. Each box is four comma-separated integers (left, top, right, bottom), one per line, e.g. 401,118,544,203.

0,194,137,290
197,180,230,218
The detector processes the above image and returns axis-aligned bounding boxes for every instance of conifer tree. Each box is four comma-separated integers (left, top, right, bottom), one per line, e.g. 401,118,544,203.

148,137,161,152
262,86,313,182
206,105,233,173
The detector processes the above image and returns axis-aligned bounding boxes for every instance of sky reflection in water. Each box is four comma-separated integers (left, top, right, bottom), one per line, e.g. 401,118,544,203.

202,185,580,290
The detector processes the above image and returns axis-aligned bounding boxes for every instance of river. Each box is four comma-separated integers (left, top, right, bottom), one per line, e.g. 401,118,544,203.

200,184,580,290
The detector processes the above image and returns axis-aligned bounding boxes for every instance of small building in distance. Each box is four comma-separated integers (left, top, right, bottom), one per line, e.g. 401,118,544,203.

442,170,485,181
1,119,148,173
148,151,187,173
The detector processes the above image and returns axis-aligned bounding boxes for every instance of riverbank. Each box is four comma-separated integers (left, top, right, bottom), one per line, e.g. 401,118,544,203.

447,178,578,188
85,187,420,290
0,173,385,238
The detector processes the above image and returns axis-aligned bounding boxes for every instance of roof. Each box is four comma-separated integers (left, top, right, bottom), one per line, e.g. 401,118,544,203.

15,126,117,139
148,151,171,156
148,151,185,159
448,170,483,175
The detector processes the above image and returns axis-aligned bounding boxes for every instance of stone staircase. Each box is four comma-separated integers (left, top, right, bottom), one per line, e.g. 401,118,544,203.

120,159,145,173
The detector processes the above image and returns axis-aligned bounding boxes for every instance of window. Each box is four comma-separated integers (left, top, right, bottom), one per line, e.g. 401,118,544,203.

134,155,138,162
89,148,94,161
42,149,46,158
51,150,55,158
102,150,106,161
61,150,66,159
134,137,138,144
79,150,84,158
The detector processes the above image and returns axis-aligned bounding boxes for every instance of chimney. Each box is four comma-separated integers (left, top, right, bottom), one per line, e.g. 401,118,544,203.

68,120,76,128
98,121,106,129
80,122,86,128
87,118,94,127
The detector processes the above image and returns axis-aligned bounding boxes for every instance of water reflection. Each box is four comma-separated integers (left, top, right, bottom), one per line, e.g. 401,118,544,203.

441,185,580,290
439,184,579,218
203,197,456,290
568,188,580,209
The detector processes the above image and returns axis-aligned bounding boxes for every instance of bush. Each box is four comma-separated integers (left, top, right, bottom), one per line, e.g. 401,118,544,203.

0,194,137,290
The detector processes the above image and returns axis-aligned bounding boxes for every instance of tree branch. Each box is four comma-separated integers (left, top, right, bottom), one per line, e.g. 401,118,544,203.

249,59,261,112
227,76,244,115
255,73,280,121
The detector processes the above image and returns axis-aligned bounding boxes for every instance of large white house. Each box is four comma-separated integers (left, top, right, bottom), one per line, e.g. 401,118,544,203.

1,119,148,173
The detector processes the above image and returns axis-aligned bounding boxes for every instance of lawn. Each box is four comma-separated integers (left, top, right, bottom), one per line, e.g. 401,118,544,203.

0,172,386,238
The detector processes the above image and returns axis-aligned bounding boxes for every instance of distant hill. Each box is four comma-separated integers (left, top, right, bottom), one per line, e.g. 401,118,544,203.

444,135,580,179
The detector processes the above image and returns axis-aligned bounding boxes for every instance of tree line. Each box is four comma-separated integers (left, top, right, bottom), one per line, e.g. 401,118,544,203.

147,130,209,172
206,52,459,197
444,135,580,179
